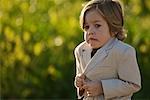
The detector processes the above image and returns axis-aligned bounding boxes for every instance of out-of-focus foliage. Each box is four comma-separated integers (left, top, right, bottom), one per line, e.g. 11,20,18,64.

0,0,150,99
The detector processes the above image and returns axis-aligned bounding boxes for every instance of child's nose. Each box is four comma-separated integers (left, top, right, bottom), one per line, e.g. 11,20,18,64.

87,27,95,35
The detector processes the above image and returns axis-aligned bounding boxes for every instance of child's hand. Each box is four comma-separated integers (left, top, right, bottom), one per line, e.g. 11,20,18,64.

82,81,103,97
75,74,85,89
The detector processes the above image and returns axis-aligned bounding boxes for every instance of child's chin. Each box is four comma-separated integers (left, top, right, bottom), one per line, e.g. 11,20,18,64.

88,43,102,49
88,43,96,48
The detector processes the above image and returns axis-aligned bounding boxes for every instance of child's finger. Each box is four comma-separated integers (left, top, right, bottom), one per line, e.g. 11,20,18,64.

76,77,83,83
80,74,86,80
82,82,89,90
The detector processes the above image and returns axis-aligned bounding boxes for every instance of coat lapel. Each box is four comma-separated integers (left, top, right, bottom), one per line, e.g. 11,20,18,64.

82,47,92,66
83,37,117,75
83,48,107,75
80,43,92,71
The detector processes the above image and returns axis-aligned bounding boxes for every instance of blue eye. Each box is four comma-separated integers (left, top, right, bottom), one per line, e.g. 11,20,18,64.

95,24,101,28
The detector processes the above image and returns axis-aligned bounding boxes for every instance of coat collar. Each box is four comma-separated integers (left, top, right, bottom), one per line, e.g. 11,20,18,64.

81,37,117,75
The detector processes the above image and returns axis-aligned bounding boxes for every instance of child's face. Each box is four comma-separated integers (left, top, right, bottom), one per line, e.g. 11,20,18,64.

84,9,112,49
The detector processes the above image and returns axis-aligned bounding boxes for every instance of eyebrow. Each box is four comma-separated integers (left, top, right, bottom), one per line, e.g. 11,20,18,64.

85,20,102,25
93,20,102,23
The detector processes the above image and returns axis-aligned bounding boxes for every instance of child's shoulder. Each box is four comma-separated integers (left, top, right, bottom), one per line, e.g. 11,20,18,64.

113,39,136,55
74,41,89,53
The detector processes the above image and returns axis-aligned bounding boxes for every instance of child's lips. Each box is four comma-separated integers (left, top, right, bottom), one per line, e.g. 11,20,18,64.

88,38,98,41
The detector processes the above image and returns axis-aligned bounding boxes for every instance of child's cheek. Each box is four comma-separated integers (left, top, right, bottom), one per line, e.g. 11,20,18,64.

84,32,88,43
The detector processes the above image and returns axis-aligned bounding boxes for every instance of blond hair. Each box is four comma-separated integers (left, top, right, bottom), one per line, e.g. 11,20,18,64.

80,0,126,41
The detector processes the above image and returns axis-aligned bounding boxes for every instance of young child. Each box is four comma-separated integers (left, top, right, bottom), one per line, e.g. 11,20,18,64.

74,0,141,100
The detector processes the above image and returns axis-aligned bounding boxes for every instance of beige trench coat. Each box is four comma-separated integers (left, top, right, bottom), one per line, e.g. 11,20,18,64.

74,38,141,100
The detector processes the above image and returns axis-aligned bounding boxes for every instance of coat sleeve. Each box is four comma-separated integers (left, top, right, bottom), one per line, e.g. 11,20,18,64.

101,47,141,99
74,47,84,99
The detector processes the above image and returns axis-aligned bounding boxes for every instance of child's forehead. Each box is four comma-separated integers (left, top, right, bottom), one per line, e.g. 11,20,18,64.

84,9,105,23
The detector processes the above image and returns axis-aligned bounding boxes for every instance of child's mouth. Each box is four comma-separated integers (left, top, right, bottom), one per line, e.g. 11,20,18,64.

88,38,98,41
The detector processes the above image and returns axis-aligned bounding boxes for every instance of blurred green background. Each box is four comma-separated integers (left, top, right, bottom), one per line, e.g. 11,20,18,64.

0,0,150,99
